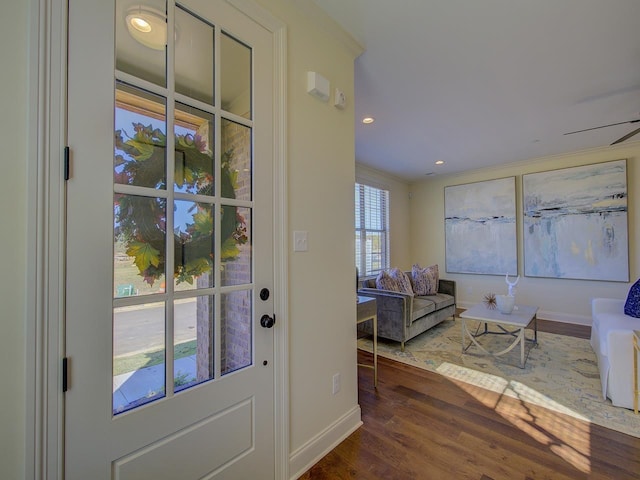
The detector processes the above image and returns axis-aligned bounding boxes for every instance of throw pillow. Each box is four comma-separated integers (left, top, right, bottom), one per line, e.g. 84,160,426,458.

411,264,439,296
624,278,640,318
391,268,414,295
376,270,400,292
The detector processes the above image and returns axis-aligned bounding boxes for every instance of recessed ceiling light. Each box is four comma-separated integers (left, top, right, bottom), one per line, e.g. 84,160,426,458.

362,117,375,124
130,17,152,33
435,160,445,165
125,6,168,50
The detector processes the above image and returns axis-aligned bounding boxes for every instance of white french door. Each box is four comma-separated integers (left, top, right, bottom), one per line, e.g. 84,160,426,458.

65,0,277,477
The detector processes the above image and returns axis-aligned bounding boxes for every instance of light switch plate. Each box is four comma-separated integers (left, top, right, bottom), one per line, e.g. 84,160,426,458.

293,231,308,252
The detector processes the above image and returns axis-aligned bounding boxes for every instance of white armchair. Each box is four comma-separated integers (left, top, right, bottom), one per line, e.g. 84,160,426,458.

591,298,639,409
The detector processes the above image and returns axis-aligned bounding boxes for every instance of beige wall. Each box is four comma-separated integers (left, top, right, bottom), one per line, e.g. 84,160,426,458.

0,2,27,478
254,2,363,471
410,145,640,324
3,0,361,478
356,163,412,271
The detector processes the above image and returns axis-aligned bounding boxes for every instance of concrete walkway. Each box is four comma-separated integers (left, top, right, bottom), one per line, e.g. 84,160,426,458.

113,355,197,412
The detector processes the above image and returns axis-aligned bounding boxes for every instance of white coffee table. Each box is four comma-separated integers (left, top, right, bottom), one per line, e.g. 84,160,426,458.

459,303,539,368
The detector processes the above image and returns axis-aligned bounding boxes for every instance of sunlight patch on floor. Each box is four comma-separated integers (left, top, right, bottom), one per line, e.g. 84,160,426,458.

436,362,589,420
436,361,592,473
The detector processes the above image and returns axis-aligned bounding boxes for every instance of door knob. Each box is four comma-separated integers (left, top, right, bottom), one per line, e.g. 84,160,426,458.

260,314,275,328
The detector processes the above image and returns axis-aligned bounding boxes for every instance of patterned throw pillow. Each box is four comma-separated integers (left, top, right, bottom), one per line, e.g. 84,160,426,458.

624,278,640,318
376,270,400,292
391,268,414,295
411,264,439,296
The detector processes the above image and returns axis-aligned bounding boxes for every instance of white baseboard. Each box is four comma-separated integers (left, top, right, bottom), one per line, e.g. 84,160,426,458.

536,309,591,326
457,301,592,326
288,405,363,479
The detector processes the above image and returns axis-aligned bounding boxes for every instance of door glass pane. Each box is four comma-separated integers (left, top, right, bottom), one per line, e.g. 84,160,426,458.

113,302,166,414
221,118,252,201
221,290,252,375
174,200,214,290
221,207,251,287
110,2,259,417
174,103,214,195
221,32,251,118
174,295,214,392
115,83,167,189
114,194,166,297
115,0,167,87
175,6,214,105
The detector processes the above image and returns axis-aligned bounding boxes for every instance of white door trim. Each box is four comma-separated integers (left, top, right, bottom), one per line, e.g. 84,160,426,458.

26,0,67,478
25,0,289,478
224,3,291,478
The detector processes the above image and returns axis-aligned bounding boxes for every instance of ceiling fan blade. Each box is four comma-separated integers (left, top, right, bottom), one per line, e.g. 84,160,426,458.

564,119,639,136
610,125,640,145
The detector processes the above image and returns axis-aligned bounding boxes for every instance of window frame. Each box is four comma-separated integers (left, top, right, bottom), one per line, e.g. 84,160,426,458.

355,182,390,276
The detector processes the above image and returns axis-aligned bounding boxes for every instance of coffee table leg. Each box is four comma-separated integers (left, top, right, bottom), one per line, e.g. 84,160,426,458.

461,318,468,353
521,327,525,368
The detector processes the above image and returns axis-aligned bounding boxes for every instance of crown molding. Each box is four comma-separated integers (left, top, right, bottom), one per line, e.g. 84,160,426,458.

291,0,364,58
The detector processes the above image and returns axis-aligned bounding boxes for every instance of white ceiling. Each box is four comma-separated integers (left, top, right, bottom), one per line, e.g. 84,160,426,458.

312,0,640,181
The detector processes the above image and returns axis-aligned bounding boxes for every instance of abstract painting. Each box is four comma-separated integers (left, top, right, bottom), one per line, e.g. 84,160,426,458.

445,177,517,275
523,160,628,281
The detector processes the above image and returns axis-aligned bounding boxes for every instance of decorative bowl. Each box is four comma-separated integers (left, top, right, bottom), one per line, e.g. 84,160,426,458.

496,295,515,314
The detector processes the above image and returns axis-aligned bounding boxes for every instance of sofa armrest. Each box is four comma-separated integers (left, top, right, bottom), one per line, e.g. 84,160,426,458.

357,287,412,327
592,297,625,315
438,279,456,301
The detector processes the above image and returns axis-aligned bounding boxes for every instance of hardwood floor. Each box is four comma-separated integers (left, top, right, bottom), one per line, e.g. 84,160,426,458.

300,320,640,479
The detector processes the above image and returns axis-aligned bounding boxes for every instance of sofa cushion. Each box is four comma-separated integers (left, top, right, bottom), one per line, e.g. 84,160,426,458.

419,292,455,310
376,270,400,291
624,278,640,318
412,297,436,321
391,268,414,295
412,264,439,295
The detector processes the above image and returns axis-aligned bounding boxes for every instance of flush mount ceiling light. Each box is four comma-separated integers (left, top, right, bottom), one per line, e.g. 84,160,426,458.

362,117,375,124
125,5,167,50
435,160,445,165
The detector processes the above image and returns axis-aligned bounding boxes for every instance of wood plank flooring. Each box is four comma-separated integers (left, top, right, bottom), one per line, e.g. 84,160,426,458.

300,319,640,480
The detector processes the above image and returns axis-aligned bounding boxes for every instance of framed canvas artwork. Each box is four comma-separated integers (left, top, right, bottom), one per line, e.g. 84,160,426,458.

522,159,628,281
445,177,517,275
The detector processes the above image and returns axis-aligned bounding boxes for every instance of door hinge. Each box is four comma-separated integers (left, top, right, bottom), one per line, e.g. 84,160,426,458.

64,146,70,181
62,357,69,392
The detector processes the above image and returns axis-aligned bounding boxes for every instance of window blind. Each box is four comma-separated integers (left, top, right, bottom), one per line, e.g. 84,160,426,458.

355,183,389,276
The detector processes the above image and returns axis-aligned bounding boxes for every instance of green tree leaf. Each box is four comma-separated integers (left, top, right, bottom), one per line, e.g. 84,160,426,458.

221,237,241,260
192,210,213,236
126,241,161,273
125,139,156,161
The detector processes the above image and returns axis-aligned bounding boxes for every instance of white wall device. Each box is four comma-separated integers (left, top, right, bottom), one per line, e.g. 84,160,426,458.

307,71,330,102
333,88,346,109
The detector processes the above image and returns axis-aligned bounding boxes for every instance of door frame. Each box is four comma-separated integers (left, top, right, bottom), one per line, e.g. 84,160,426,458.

25,0,289,478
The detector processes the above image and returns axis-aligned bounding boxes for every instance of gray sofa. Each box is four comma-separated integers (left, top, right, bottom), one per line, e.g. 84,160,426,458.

358,274,456,351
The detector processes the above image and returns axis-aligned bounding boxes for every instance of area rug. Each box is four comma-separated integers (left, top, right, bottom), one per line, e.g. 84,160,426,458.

357,318,640,439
